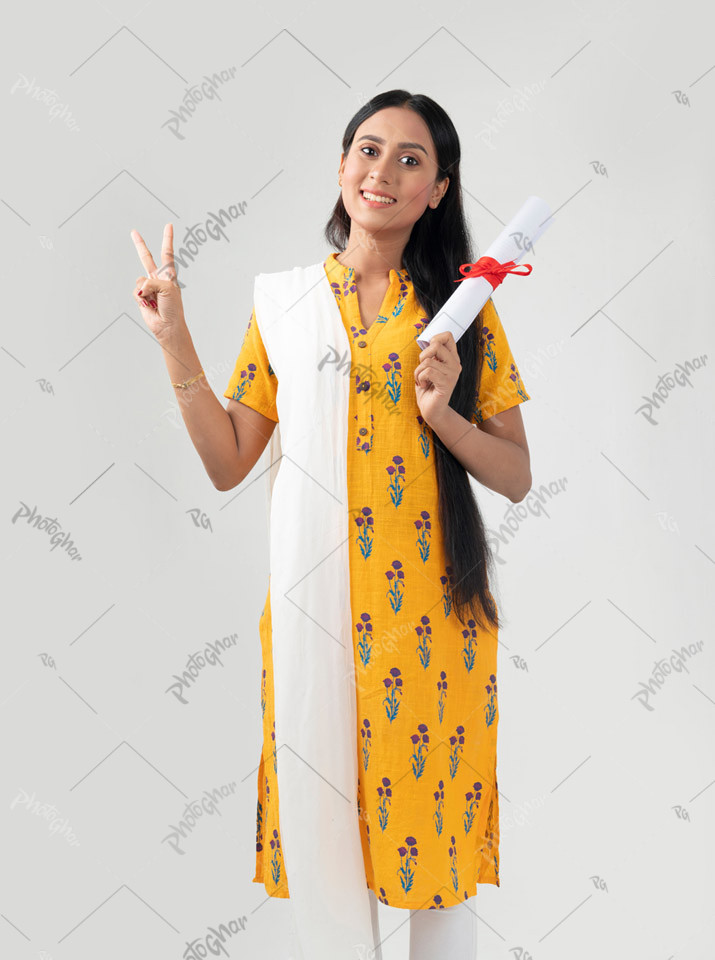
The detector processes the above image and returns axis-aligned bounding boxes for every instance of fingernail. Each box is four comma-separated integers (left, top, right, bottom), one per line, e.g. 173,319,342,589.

138,288,143,295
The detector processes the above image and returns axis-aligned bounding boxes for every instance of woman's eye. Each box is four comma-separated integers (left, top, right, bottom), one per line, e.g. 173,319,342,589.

360,145,418,165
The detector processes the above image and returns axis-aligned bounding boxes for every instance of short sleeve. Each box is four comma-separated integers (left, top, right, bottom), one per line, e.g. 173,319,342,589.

224,307,279,422
471,298,530,424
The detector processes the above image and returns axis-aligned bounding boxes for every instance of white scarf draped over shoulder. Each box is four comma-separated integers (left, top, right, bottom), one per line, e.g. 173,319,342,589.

253,261,376,960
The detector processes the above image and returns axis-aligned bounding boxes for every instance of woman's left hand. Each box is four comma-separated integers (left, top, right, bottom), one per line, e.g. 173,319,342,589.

414,331,462,424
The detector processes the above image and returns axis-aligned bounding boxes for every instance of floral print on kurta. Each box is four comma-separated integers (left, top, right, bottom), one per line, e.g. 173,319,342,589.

224,252,530,909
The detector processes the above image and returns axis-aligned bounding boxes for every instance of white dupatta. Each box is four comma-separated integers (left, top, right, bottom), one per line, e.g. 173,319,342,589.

253,261,376,960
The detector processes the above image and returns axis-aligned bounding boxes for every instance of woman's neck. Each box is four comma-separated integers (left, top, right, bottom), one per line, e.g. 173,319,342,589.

336,244,406,282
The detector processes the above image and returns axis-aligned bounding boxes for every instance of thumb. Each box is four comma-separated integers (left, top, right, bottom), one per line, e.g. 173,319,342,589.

134,276,158,307
135,276,159,298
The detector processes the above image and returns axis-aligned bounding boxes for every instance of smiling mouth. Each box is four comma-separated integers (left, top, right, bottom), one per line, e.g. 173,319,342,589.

360,189,397,204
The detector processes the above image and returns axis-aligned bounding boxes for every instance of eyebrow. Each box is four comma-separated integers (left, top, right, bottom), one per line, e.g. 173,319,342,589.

357,134,428,156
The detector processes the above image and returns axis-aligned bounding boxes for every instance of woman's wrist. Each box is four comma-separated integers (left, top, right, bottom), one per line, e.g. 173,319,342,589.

156,318,191,352
159,323,203,388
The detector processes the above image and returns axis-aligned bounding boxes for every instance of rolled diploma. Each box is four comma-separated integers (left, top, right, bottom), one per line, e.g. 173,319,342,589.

415,195,554,349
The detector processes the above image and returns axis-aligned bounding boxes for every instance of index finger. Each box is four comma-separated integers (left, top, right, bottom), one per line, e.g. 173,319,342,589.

420,331,459,361
130,229,158,277
436,330,460,357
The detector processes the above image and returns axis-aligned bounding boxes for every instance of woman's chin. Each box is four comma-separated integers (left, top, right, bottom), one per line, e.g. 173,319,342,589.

345,207,403,235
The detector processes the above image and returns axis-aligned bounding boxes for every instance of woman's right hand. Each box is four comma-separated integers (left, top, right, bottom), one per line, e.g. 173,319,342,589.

130,223,186,342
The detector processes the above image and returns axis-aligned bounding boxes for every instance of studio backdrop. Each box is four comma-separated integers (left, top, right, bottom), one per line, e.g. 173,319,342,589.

2,1,713,959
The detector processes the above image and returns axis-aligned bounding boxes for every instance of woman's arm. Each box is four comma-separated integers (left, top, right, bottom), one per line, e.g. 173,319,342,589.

161,326,276,491
425,403,531,502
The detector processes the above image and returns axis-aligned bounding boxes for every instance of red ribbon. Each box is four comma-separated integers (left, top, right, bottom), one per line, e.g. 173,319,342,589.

455,255,532,288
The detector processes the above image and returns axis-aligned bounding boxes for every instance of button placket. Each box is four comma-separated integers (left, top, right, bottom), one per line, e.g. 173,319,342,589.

355,337,372,450
336,256,409,456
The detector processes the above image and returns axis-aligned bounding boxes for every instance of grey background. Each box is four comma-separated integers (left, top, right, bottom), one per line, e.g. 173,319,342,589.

2,0,714,958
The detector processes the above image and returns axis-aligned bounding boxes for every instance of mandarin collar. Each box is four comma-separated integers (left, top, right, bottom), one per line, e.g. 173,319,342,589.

327,252,410,284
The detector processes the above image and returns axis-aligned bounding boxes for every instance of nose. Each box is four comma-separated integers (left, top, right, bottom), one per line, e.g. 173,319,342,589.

369,159,391,185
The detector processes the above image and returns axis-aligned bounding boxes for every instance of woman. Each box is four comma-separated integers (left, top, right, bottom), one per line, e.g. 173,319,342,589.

131,89,531,960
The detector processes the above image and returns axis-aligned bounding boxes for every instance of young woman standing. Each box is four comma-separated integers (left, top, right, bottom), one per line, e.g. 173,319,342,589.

131,89,531,960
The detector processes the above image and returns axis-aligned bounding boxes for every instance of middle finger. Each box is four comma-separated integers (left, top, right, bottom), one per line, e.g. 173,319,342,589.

159,223,177,282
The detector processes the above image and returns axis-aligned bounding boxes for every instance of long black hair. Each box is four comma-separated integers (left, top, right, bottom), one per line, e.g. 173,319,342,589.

324,89,501,633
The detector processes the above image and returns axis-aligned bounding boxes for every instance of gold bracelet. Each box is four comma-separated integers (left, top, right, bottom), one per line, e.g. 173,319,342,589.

172,369,206,389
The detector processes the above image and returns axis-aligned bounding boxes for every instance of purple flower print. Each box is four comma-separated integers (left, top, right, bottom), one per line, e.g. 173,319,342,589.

433,779,445,837
448,725,465,780
485,674,498,727
355,369,370,395
385,561,405,614
428,894,445,910
271,720,276,773
461,619,478,673
261,668,267,719
378,886,389,906
360,719,372,771
448,834,459,892
355,507,374,560
481,327,497,372
440,566,455,618
397,835,418,893
437,670,448,724
269,827,282,887
256,794,264,852
377,777,392,832
414,510,432,563
509,362,529,402
382,352,402,406
327,270,357,304
229,362,257,402
386,455,406,507
462,781,483,834
356,612,374,668
354,412,374,454
394,283,409,315
416,415,431,458
410,723,430,780
415,615,432,669
382,667,403,722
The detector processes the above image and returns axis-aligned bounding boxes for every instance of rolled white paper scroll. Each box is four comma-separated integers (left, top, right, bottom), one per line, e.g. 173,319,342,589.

416,195,553,349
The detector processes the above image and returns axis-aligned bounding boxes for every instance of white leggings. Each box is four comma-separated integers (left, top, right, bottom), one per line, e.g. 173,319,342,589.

289,887,477,959
370,887,477,960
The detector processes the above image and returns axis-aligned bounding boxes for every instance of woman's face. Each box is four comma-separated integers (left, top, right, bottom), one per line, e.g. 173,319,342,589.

338,106,448,239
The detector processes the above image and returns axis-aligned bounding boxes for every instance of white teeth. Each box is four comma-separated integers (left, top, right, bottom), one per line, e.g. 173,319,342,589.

362,191,395,204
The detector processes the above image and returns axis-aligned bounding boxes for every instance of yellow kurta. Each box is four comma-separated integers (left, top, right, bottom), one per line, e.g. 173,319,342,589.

224,252,530,909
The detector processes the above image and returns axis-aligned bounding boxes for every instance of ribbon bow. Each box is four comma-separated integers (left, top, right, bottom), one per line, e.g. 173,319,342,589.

455,255,532,288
